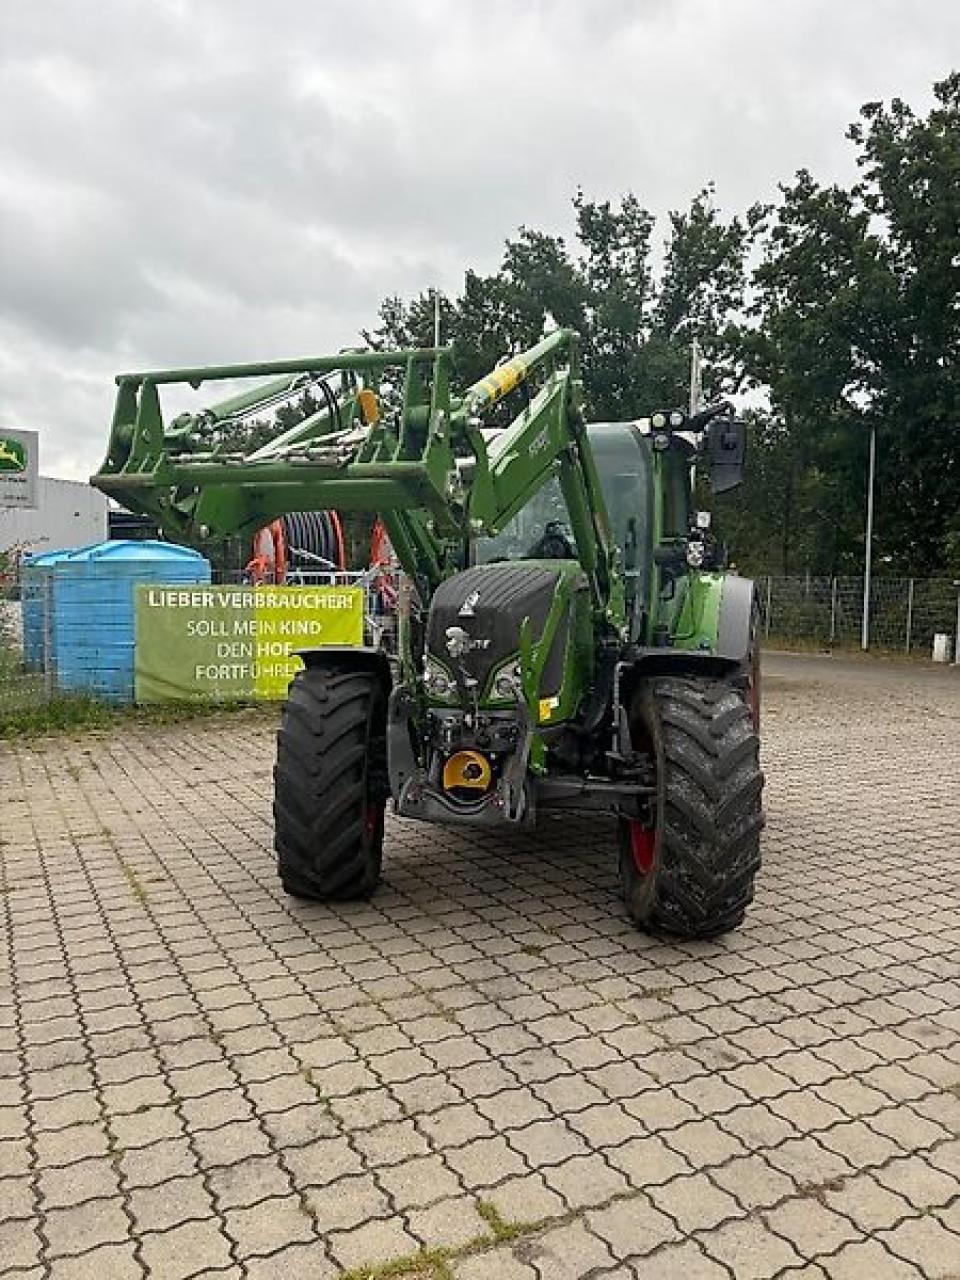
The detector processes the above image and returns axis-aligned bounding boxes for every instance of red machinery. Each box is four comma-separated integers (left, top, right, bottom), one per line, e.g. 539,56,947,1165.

246,511,346,584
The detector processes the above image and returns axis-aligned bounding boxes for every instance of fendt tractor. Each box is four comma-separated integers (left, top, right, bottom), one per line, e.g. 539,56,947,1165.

92,329,764,937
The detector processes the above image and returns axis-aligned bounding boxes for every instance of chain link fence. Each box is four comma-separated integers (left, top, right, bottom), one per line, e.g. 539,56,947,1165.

1,586,51,722
757,575,960,655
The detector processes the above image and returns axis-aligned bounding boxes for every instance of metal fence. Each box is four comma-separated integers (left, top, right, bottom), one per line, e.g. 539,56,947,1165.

757,575,960,655
1,590,50,718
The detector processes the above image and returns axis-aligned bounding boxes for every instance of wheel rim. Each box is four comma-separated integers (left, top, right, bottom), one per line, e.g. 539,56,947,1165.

363,802,379,845
629,821,656,875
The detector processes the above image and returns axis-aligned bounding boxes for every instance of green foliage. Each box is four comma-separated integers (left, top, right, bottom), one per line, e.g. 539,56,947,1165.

367,187,755,423
735,73,960,574
369,75,960,577
0,693,270,739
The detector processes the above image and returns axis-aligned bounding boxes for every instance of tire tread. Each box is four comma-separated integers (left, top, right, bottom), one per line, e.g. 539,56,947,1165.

624,675,764,938
274,665,386,900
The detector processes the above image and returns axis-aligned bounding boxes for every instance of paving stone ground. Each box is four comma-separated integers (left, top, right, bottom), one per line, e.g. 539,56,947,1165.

1,652,959,1279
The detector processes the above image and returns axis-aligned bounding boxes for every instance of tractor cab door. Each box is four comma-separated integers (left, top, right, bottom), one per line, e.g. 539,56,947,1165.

587,422,655,641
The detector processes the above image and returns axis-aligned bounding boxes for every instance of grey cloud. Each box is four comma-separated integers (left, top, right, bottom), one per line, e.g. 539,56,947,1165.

1,0,958,479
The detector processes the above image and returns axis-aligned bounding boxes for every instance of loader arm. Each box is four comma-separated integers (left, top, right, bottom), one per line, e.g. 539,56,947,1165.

91,330,622,627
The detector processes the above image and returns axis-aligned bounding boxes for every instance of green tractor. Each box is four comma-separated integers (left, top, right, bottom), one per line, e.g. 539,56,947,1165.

93,329,763,937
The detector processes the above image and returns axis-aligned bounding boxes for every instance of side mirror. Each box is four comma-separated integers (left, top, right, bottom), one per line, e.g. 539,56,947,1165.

706,418,746,493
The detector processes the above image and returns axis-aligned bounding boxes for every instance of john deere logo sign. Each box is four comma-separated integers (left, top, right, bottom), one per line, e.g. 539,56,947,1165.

0,429,38,508
0,437,27,472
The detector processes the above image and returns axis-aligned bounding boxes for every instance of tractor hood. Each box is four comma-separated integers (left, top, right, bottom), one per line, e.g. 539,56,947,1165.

425,560,588,702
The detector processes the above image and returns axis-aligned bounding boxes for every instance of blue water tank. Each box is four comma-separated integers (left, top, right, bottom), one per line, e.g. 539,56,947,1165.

20,546,94,671
51,540,211,702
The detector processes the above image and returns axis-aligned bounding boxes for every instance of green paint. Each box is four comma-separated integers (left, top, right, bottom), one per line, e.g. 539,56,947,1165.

672,571,725,651
0,437,26,473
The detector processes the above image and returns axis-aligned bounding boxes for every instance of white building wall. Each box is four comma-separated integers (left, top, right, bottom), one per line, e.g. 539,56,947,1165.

0,476,109,558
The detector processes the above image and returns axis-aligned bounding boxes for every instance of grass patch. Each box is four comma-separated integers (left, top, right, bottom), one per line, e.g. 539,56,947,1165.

340,1251,453,1280
117,857,149,908
761,634,939,664
1,689,122,737
1,626,282,738
337,1200,547,1280
475,1200,529,1243
0,684,277,740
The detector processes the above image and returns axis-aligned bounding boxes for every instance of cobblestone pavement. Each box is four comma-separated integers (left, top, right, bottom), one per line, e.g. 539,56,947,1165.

2,653,959,1279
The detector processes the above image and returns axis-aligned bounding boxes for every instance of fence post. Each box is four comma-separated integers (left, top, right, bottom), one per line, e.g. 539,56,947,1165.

861,424,876,651
764,575,772,641
905,578,914,654
829,577,838,644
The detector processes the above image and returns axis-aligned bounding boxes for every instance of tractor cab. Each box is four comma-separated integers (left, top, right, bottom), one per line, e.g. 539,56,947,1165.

475,421,666,640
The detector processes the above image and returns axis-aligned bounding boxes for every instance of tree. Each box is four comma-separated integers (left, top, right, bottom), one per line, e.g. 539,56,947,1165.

362,77,960,577
733,172,882,573
736,75,960,575
848,73,960,573
366,188,754,423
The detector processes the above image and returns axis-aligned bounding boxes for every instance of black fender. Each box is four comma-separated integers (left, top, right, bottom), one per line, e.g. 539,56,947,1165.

619,576,758,703
623,649,742,682
295,645,393,688
719,576,762,730
386,682,420,804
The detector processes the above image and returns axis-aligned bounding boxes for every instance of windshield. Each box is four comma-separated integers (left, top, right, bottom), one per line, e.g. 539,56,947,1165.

473,423,653,578
588,423,653,575
474,475,577,563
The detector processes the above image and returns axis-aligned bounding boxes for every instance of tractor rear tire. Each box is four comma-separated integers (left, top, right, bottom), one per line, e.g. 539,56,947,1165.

274,664,388,900
619,676,763,938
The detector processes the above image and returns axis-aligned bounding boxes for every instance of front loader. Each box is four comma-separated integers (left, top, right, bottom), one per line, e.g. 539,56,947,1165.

92,329,763,937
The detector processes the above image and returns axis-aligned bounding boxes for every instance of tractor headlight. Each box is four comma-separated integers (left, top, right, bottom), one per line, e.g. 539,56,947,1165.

424,657,457,701
491,659,522,701
686,541,705,568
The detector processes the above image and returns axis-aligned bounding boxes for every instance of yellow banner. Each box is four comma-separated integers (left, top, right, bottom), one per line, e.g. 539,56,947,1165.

135,584,364,702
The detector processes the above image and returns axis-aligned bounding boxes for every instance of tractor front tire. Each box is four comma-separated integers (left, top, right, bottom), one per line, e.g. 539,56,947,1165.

619,676,763,938
274,664,387,900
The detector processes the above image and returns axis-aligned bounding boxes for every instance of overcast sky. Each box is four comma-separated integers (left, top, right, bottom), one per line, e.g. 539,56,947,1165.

1,0,957,481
